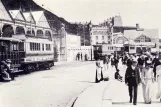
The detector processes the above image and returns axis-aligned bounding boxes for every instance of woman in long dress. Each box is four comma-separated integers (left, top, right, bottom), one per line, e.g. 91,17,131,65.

156,64,161,102
141,60,154,104
95,58,103,83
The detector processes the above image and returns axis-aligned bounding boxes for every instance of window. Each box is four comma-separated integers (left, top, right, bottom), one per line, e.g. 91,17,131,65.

42,44,44,51
46,44,51,51
102,36,104,40
96,42,98,44
159,46,161,49
37,30,43,37
130,47,135,49
30,42,41,51
96,36,98,40
12,44,18,51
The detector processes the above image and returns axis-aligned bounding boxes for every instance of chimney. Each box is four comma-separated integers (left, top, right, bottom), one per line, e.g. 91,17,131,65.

136,23,140,29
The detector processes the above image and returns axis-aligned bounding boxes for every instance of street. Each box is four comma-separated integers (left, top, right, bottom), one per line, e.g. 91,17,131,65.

1,61,161,107
0,61,96,107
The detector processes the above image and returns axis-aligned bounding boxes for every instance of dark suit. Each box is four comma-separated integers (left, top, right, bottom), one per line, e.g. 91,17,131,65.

125,66,141,104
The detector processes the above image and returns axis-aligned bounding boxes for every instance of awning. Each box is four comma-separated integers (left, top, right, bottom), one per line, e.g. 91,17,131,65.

0,37,22,42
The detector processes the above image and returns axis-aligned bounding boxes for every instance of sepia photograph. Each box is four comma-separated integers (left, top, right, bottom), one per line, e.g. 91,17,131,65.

0,0,161,107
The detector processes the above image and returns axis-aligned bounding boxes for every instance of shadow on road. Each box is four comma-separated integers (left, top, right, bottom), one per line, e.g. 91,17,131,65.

78,81,96,83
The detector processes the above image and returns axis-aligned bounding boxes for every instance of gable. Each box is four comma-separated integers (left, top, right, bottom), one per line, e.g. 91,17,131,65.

16,11,25,21
134,34,151,42
37,13,50,28
0,1,12,21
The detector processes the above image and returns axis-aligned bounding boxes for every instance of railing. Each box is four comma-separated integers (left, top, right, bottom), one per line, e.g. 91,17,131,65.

0,51,25,66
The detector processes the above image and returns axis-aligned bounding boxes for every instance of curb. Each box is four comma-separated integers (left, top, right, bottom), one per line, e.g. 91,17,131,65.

65,85,93,107
102,82,112,107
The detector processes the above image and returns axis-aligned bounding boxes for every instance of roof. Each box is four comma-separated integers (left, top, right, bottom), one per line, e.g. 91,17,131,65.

31,11,43,22
9,10,25,21
23,12,35,23
114,26,137,30
0,1,12,21
9,10,19,19
124,29,159,40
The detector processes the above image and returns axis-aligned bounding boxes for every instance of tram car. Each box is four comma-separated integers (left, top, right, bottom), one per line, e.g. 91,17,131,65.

0,35,54,73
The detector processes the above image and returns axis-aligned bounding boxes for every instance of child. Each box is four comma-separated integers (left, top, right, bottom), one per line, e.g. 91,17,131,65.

115,69,123,82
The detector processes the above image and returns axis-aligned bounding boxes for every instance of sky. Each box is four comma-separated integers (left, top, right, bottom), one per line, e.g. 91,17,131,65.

34,0,161,37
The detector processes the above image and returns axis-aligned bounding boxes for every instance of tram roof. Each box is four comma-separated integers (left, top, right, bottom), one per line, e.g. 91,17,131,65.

0,37,22,42
113,26,138,30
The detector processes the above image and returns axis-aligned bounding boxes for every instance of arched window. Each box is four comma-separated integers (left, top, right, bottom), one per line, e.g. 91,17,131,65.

27,28,35,36
16,26,25,34
45,31,52,40
37,30,43,37
2,25,14,37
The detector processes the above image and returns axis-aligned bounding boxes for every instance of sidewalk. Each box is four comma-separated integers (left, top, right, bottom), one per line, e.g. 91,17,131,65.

73,61,161,107
73,81,112,107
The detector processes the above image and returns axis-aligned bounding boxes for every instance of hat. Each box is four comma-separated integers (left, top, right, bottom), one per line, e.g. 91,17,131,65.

132,60,137,64
5,59,11,63
146,60,152,66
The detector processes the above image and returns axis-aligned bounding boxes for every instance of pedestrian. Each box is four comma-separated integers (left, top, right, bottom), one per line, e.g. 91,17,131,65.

126,54,133,68
115,69,123,82
110,55,115,67
95,57,103,83
125,60,141,105
137,54,145,72
80,52,83,60
114,54,119,71
77,52,80,60
85,53,88,61
156,64,161,102
141,60,154,104
103,55,109,71
152,54,161,81
0,61,12,81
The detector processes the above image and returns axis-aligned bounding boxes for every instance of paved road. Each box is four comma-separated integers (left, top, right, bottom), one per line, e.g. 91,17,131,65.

0,61,96,107
108,61,161,107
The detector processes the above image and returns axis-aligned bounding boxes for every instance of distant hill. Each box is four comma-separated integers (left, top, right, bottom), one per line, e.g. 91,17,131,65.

1,0,91,45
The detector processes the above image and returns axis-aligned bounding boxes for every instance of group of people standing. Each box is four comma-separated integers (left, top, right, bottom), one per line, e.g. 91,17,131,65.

76,52,88,61
123,52,161,105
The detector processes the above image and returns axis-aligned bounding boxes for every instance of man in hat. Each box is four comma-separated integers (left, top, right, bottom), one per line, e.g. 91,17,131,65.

125,60,141,105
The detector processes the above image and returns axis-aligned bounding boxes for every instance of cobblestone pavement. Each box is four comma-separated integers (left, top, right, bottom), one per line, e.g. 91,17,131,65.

0,61,96,107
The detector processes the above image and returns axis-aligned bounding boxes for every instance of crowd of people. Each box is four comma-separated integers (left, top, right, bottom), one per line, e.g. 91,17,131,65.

95,51,161,105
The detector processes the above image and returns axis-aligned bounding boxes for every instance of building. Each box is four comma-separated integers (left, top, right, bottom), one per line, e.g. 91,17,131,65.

90,26,110,45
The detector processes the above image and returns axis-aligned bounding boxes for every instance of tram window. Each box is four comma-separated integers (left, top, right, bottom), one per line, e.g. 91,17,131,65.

130,47,135,49
96,36,98,40
42,44,44,51
102,36,104,40
12,44,18,51
30,43,32,51
19,43,24,51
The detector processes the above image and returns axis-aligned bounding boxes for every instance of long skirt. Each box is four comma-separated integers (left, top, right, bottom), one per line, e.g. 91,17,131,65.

95,67,103,83
156,75,161,99
103,64,109,71
142,79,153,103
